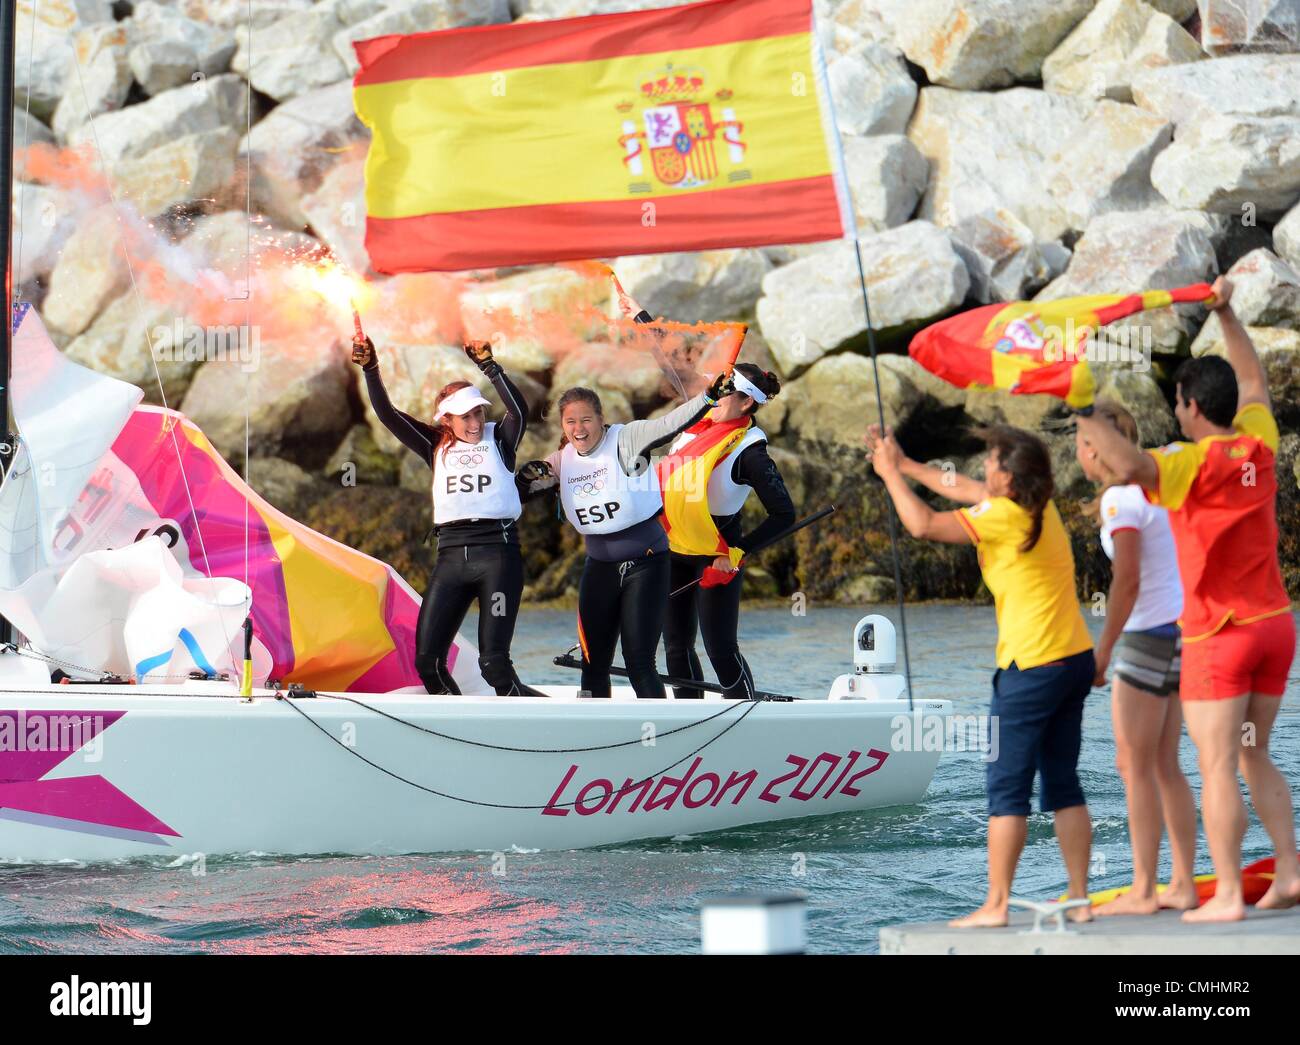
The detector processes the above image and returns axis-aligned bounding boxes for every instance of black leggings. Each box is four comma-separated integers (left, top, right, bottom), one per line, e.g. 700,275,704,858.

664,554,754,700
414,543,534,696
576,552,669,698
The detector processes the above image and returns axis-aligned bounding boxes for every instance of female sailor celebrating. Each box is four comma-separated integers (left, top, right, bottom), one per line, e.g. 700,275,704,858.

1076,399,1197,915
523,329,734,698
867,422,1095,928
353,335,541,696
660,362,794,700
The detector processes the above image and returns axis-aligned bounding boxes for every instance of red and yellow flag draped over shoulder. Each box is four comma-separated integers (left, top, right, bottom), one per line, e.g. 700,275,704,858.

657,413,752,587
352,0,853,273
908,285,1215,410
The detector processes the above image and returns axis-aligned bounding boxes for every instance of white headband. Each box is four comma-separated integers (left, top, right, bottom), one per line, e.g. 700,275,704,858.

434,385,491,421
732,370,768,403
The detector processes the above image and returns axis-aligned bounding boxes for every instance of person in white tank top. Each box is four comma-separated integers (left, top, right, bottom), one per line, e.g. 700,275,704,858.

355,336,542,697
518,299,738,699
1077,399,1196,915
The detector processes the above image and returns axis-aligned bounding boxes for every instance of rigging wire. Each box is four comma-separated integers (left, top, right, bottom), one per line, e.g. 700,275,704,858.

278,690,763,811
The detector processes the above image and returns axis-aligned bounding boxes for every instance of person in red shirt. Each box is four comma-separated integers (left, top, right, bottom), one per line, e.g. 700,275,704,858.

1077,277,1299,922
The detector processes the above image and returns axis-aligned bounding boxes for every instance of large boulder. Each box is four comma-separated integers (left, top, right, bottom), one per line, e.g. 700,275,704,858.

551,343,665,409
62,292,200,405
892,0,1094,89
231,0,385,100
1131,53,1300,126
1044,99,1173,233
181,341,352,464
459,266,609,345
14,0,115,122
174,0,314,29
128,0,238,96
1150,112,1300,217
1191,248,1300,353
1199,0,1300,56
842,134,928,233
334,0,513,73
826,43,917,136
10,183,79,285
1091,364,1177,445
757,221,969,377
1276,200,1300,269
1041,0,1203,102
65,73,248,165
181,211,323,285
112,128,241,217
300,156,370,274
40,205,131,338
50,23,133,139
781,352,937,449
610,249,770,323
1036,209,1219,355
949,208,1071,303
908,86,1094,242
241,82,368,230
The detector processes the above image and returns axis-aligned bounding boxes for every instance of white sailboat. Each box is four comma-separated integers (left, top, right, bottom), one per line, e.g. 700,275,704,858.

0,303,947,861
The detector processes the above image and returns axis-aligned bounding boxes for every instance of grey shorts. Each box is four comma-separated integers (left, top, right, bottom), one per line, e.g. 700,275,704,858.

1114,624,1181,697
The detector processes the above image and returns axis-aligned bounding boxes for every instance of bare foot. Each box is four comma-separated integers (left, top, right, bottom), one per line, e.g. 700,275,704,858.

1066,901,1093,923
949,904,1008,929
1181,893,1245,923
1255,879,1300,911
1157,885,1200,911
1096,890,1159,917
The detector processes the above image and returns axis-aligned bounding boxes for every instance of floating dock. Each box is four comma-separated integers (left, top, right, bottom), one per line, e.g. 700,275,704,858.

880,907,1300,955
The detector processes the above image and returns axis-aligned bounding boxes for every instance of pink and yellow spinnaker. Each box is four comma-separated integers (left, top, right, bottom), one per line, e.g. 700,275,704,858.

909,284,1215,410
112,407,426,693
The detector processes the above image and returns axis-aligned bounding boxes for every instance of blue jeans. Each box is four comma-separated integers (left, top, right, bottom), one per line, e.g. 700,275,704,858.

986,649,1094,817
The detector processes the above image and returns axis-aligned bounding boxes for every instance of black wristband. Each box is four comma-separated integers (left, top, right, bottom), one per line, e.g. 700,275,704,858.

634,309,654,324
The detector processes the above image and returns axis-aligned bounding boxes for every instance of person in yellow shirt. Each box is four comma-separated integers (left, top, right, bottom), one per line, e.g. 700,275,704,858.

867,422,1094,928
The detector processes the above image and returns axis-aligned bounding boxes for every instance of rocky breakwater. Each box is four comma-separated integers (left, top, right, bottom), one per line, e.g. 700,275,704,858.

11,0,1300,605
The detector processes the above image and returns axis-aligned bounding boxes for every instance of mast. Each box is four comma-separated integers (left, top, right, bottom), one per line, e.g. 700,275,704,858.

0,0,16,647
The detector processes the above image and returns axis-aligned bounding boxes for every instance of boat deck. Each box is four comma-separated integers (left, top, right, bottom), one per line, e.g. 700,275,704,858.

880,906,1300,954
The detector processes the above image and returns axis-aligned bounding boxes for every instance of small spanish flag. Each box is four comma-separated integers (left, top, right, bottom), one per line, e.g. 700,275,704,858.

352,0,853,273
909,284,1215,410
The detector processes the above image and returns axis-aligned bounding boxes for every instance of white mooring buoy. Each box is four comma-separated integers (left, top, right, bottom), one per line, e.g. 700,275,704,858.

700,892,807,954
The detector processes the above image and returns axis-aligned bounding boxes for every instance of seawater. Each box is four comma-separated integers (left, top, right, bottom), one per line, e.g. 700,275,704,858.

1,606,1295,954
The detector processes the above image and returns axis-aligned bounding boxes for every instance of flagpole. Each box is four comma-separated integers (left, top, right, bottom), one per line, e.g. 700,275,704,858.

0,0,17,650
852,238,914,711
809,8,913,709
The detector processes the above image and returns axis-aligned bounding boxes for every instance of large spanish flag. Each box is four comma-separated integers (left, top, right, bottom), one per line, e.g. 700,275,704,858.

909,284,1215,411
353,0,853,273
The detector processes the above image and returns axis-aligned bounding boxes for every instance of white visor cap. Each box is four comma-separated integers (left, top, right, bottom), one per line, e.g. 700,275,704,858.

434,385,492,422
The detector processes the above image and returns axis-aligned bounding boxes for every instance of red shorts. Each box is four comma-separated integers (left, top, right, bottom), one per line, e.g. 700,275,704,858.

1180,613,1296,701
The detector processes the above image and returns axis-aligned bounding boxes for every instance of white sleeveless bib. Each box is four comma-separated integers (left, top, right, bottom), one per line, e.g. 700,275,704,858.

431,423,522,525
559,424,663,535
669,425,767,518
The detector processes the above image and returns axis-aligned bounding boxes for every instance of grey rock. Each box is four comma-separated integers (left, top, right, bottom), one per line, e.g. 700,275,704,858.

757,221,969,377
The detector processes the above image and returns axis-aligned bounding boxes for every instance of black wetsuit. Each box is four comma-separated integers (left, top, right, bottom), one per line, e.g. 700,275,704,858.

363,358,537,696
664,436,795,699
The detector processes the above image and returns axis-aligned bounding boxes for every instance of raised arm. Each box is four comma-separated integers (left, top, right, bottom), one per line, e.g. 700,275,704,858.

617,390,713,474
1210,278,1270,411
866,428,972,544
460,340,533,469
354,339,436,465
1075,412,1159,493
866,425,987,505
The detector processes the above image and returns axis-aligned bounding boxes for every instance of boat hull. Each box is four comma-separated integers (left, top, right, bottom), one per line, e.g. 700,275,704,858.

0,685,949,860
